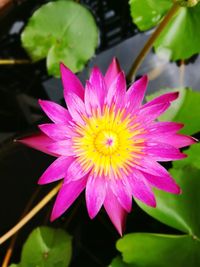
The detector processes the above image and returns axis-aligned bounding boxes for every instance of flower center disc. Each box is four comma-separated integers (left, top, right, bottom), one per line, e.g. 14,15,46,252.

94,130,118,155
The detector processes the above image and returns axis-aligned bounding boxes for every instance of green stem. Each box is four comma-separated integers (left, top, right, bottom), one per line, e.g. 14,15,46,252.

127,3,180,82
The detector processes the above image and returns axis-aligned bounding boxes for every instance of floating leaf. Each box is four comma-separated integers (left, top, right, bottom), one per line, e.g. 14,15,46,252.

10,226,72,267
154,5,200,61
129,0,200,60
173,143,200,170
129,0,172,31
117,233,200,267
21,1,98,77
146,88,200,135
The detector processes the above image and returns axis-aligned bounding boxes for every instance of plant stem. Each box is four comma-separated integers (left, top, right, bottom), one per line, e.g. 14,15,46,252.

2,188,41,267
127,3,180,82
0,59,30,64
0,183,61,245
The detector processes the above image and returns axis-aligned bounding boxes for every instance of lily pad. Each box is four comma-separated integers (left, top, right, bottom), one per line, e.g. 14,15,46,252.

146,88,200,135
21,1,98,77
154,4,200,61
117,233,200,267
173,143,200,170
129,0,172,31
9,226,72,267
129,0,200,60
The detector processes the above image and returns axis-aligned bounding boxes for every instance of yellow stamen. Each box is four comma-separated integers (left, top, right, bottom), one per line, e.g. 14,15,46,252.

73,106,144,178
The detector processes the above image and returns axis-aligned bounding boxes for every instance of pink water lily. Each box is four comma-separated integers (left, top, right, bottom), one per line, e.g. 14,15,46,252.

20,58,195,235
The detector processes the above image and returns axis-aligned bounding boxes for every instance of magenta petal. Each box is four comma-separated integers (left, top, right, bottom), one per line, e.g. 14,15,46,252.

38,99,71,124
51,177,87,221
134,157,172,178
60,63,84,101
126,75,148,111
155,134,197,148
84,81,101,115
67,159,91,181
129,170,156,207
38,156,74,184
147,122,184,135
39,123,74,141
18,132,56,156
104,57,121,89
146,142,187,161
109,178,132,212
143,91,179,108
89,66,106,107
86,174,106,219
104,186,127,235
47,140,75,156
105,71,126,107
138,102,170,122
65,93,87,125
142,171,181,194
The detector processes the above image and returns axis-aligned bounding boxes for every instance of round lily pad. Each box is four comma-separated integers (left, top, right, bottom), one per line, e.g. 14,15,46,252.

21,1,99,77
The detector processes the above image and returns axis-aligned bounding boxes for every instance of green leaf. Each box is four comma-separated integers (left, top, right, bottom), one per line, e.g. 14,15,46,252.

10,226,72,267
117,233,200,267
173,143,200,170
129,0,200,60
109,257,133,267
173,89,200,135
154,5,200,61
21,1,98,77
136,164,200,237
146,88,200,135
129,0,172,31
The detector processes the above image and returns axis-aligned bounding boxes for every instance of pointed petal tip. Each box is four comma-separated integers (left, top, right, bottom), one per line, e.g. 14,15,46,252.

50,212,57,222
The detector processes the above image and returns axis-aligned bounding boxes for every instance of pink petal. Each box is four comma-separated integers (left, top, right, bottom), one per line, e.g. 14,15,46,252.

104,57,121,89
38,99,72,124
141,171,181,194
126,75,148,111
109,178,132,212
89,66,106,107
50,177,87,221
147,122,184,135
47,140,75,156
84,81,101,115
154,134,197,148
146,142,187,161
38,156,74,184
67,159,91,181
143,92,179,108
104,186,127,236
138,102,170,122
18,132,57,156
104,71,126,107
134,157,172,178
39,123,74,141
60,63,84,101
65,93,87,125
129,170,156,207
85,173,106,219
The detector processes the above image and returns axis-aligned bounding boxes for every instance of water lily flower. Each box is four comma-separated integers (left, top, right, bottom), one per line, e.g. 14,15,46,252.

20,58,195,235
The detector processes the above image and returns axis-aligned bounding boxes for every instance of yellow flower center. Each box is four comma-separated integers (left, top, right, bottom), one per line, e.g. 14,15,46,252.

73,106,144,178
